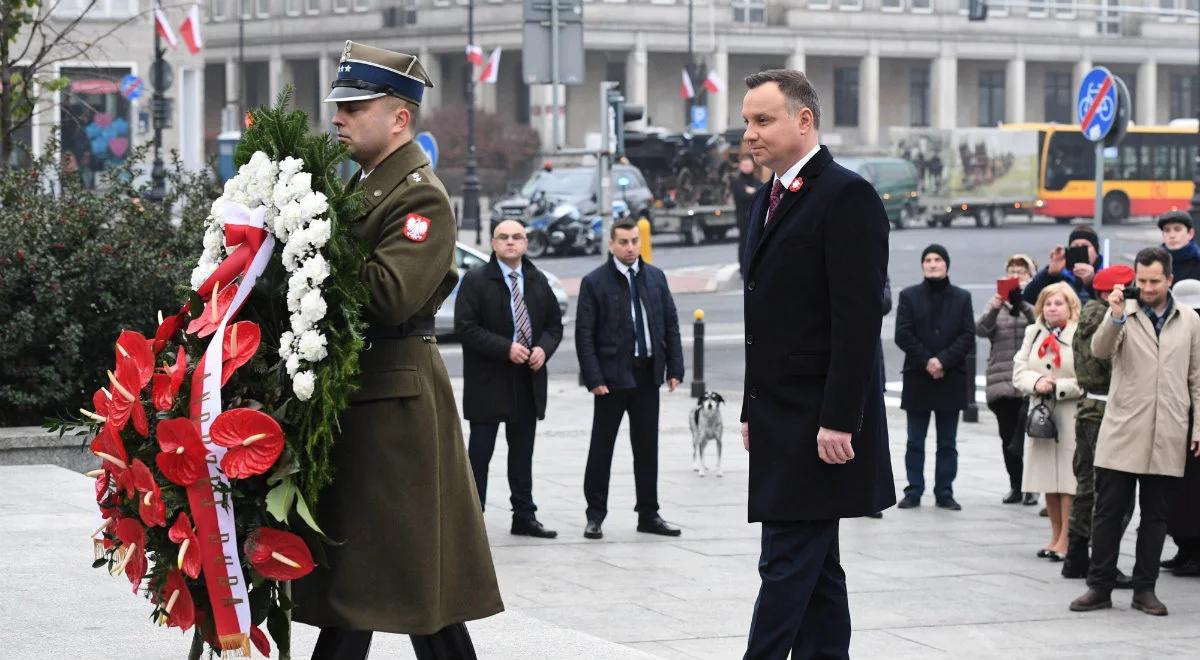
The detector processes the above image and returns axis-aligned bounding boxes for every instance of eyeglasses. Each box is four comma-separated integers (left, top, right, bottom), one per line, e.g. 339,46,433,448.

494,233,527,242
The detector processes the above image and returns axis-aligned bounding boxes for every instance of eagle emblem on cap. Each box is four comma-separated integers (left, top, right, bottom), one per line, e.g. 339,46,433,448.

341,40,353,61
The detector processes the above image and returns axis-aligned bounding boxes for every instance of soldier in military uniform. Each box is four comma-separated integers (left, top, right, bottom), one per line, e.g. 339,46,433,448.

291,42,503,660
1065,265,1134,588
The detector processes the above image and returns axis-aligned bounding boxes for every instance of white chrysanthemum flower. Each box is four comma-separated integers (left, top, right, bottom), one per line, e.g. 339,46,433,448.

280,157,304,176
297,329,328,362
190,259,218,290
285,354,302,377
298,253,330,287
279,331,295,360
298,191,329,220
289,172,313,197
287,273,311,312
275,202,304,242
292,370,315,400
305,219,332,249
299,288,327,327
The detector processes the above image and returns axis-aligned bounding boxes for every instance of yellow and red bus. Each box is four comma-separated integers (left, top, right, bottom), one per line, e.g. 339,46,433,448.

1034,121,1197,224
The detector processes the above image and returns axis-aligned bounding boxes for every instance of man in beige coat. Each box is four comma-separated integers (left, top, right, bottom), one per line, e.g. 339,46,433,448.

1071,247,1200,617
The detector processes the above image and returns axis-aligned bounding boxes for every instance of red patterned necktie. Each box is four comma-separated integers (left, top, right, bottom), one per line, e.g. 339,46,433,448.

766,178,785,224
509,272,532,348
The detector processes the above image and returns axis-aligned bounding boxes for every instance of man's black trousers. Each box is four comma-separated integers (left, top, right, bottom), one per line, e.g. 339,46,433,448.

468,367,538,520
1088,467,1177,593
583,359,660,523
744,519,849,660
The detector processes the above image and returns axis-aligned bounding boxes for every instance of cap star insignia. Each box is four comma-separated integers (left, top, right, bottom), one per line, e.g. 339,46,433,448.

339,64,352,73
410,172,423,183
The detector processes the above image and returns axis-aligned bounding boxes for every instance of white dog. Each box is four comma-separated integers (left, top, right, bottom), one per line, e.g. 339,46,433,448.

689,391,725,477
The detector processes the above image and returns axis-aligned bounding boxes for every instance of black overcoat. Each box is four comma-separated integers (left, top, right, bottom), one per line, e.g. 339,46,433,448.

454,254,563,421
575,257,685,391
740,146,895,522
894,280,975,412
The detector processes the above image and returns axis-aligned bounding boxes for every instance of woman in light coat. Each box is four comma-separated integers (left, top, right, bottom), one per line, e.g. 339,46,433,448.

1014,282,1084,560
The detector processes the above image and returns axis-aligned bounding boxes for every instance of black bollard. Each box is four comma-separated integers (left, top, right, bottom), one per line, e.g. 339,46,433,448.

691,309,706,399
963,344,979,423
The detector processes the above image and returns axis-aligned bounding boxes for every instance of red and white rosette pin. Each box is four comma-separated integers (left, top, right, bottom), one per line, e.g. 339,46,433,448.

403,214,431,242
788,177,804,193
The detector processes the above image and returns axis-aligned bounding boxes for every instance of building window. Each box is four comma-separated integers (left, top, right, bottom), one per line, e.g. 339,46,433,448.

809,0,831,8
1172,73,1199,119
211,0,227,19
1188,0,1200,22
1097,0,1120,34
286,0,301,15
979,70,1005,126
732,0,766,24
306,0,320,13
256,0,270,17
1028,0,1048,16
383,0,417,25
837,0,863,10
910,67,929,127
911,0,932,11
60,67,133,187
334,0,349,12
961,0,1006,14
1053,0,1075,17
1044,71,1073,123
882,0,903,11
354,0,371,10
834,67,858,127
52,0,138,18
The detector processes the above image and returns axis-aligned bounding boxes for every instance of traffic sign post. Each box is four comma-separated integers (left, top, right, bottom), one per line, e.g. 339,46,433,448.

1076,66,1120,227
415,131,439,170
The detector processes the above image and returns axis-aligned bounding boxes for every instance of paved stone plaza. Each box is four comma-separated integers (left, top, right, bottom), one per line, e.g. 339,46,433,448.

2,377,1198,659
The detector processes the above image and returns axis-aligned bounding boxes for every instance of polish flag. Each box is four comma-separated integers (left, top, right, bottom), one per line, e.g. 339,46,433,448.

155,1,178,49
179,4,203,55
680,68,695,99
479,47,502,84
703,70,722,94
465,44,483,67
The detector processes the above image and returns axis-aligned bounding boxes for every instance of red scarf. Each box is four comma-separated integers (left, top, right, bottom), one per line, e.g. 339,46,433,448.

1037,327,1064,368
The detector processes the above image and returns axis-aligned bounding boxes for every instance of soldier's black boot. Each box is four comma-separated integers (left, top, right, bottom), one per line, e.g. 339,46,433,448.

1061,534,1090,579
410,623,478,660
312,628,373,660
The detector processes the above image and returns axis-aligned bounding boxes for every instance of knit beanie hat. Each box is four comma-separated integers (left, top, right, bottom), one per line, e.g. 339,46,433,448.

921,243,950,268
1068,226,1100,254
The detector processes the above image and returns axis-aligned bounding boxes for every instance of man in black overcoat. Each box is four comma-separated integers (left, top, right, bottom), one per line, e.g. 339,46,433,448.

738,69,894,660
576,220,685,540
455,219,563,538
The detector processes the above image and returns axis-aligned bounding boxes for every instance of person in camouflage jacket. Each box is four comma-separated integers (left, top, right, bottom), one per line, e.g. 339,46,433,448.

1065,265,1135,585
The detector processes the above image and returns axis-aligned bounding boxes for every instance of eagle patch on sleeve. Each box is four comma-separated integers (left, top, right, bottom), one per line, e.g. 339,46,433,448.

402,214,430,242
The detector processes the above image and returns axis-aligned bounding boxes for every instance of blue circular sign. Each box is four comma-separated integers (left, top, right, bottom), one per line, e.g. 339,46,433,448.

118,74,144,101
1076,66,1118,142
415,131,438,170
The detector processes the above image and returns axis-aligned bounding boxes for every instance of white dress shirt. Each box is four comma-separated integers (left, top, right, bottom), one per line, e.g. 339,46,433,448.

613,256,653,357
768,144,821,222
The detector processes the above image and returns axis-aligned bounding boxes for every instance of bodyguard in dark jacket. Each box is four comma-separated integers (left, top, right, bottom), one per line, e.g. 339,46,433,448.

455,220,563,539
895,244,975,510
576,219,685,540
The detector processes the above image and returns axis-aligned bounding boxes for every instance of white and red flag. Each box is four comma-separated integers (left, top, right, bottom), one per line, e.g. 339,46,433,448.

479,47,502,83
465,44,484,67
155,1,178,49
179,4,203,55
680,68,695,99
703,70,722,94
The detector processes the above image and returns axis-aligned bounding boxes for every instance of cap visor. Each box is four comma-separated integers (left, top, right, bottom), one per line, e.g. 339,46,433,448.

323,87,387,103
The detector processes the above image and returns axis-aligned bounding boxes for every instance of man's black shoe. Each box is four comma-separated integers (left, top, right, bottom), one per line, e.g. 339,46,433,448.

1002,490,1023,504
1132,591,1168,616
897,495,920,509
865,512,883,519
1069,588,1112,612
1172,559,1200,577
1023,492,1039,506
935,497,962,511
583,520,603,540
511,519,557,539
1114,570,1134,589
1161,552,1185,570
637,516,682,537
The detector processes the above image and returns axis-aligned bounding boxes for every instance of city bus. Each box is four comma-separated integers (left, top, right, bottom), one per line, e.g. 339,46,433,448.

1035,121,1197,224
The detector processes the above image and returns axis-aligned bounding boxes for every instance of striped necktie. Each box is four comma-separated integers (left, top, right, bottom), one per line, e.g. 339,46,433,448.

510,271,532,348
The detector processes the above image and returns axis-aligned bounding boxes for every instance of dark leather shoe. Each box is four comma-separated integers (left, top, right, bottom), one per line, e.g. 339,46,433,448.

1114,570,1134,589
1172,559,1200,577
1039,506,1049,517
897,496,920,509
1069,588,1112,612
865,512,883,519
583,520,603,540
1131,591,1168,616
637,516,682,537
1023,492,1039,505
511,518,557,539
1002,490,1023,504
935,497,962,511
1161,552,1185,570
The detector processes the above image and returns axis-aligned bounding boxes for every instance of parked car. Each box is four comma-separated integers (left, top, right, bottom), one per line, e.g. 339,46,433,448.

489,163,655,232
434,241,571,337
837,156,920,229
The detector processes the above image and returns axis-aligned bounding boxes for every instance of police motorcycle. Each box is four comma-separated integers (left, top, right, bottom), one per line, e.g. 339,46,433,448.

526,196,628,258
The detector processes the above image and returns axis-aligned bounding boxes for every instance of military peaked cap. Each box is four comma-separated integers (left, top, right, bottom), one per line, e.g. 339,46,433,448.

323,41,434,105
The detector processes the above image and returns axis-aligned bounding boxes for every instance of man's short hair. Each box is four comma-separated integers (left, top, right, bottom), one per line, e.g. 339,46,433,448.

611,219,638,240
743,69,821,130
1135,246,1173,278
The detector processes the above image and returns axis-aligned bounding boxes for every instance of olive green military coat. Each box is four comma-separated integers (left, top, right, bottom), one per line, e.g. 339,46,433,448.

292,140,504,634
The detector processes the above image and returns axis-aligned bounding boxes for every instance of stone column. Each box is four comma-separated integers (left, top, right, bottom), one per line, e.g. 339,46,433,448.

1073,57,1093,98
932,50,958,130
786,39,806,74
1006,53,1026,124
420,48,442,110
224,56,240,131
317,51,334,127
269,47,284,102
626,33,648,130
859,46,880,147
1137,58,1157,125
710,38,729,132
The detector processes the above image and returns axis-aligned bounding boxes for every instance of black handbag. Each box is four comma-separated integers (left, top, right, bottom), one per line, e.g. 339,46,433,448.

1025,397,1057,441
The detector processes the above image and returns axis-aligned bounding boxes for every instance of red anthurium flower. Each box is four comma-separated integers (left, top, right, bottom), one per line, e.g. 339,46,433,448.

245,527,314,581
114,517,148,592
210,408,285,478
115,330,155,389
153,345,188,412
93,467,110,502
220,321,261,386
156,569,196,632
187,281,239,338
90,424,128,474
105,358,146,435
250,625,271,657
153,309,187,354
130,459,167,527
168,513,203,579
155,417,209,487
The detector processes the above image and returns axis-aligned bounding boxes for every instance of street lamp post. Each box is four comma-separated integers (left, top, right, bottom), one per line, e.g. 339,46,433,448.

148,7,166,202
462,0,482,243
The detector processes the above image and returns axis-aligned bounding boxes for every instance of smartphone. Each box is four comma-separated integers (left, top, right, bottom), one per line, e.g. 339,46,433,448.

1065,245,1090,269
997,277,1019,298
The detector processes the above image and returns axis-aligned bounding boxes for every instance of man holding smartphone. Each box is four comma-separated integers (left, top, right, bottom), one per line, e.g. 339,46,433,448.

1023,225,1104,306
